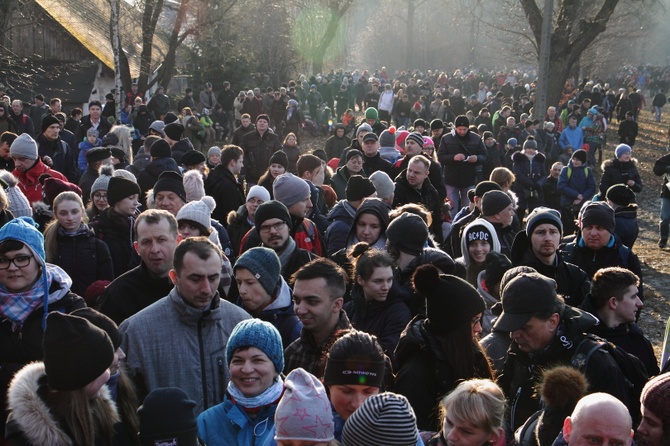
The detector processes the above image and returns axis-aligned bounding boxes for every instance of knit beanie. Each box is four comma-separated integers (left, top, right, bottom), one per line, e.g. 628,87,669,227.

525,206,563,236
107,176,140,207
247,184,271,203
369,170,394,200
312,149,328,163
474,180,502,198
346,175,376,202
254,200,291,227
150,139,172,158
164,122,184,141
90,166,113,201
226,319,284,373
395,130,409,147
182,169,205,202
430,119,444,130
571,149,588,164
507,137,518,148
207,146,221,157
405,132,424,148
274,368,334,442
413,264,486,335
233,247,281,296
345,149,364,163
0,216,46,263
43,312,114,391
523,137,538,150
481,190,513,217
484,251,513,290
386,213,428,256
9,133,38,160
379,128,396,147
342,392,419,446
606,184,636,207
72,307,122,349
102,133,120,147
454,115,470,128
273,173,310,208
482,131,494,140
615,144,632,159
256,114,270,124
113,169,136,183
180,150,205,167
269,150,289,170
641,373,670,425
365,107,378,120
153,171,187,204
163,112,179,124
138,388,198,446
357,123,373,136
580,201,615,233
148,120,165,135
463,220,494,254
40,175,82,207
41,114,60,134
176,196,215,231
413,119,427,129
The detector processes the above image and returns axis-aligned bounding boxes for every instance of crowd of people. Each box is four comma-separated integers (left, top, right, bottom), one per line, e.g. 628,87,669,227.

0,66,668,446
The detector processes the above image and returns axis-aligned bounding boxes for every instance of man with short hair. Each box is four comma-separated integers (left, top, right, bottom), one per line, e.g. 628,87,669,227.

561,393,633,446
0,131,17,171
120,237,250,414
217,81,236,129
638,373,670,446
29,94,49,126
9,100,35,137
297,154,329,233
545,105,564,132
75,100,111,143
146,86,171,120
177,88,195,112
392,131,447,200
230,113,255,146
360,132,393,177
241,114,281,185
199,82,216,111
36,114,78,182
284,258,352,375
205,145,245,223
559,115,584,153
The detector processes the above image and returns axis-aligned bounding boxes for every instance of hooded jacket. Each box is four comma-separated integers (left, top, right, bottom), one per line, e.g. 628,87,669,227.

393,169,444,244
459,218,501,268
599,158,642,197
13,159,68,206
137,156,180,198
557,160,596,206
325,199,357,256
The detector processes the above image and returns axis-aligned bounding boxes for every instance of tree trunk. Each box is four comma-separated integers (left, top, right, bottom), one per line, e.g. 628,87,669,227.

311,0,352,74
405,0,415,68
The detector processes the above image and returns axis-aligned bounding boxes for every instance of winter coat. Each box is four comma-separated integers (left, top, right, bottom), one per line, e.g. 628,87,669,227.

653,153,670,199
205,165,245,223
197,394,276,446
543,175,562,210
325,134,351,161
75,114,111,142
226,206,253,256
599,158,642,197
120,288,251,415
325,199,357,256
511,151,546,200
362,152,394,178
392,155,447,201
558,125,583,151
146,93,170,118
13,159,67,206
171,138,195,165
613,205,639,249
438,129,487,188
557,161,596,206
241,130,282,184
330,166,364,200
90,209,140,278
393,170,444,243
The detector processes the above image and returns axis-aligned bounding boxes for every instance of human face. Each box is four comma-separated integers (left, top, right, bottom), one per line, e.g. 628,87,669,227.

89,105,101,120
256,119,269,132
92,191,109,212
11,101,21,115
362,139,379,157
209,153,221,166
245,197,264,220
87,134,98,145
229,347,278,398
571,158,583,168
404,139,422,156
285,135,296,146
134,219,179,277
44,123,60,141
0,142,9,160
357,266,393,302
613,284,643,324
357,131,368,146
230,156,244,175
329,384,379,420
241,116,251,128
484,137,494,148
55,199,83,232
569,117,578,128
581,225,611,250
0,245,40,293
455,126,469,137
471,313,483,339
155,191,185,216
84,369,111,399
407,161,428,188
550,164,562,178
11,156,34,172
531,223,560,260
293,278,343,338
258,218,289,250
113,194,139,217
235,268,273,313
178,220,204,239
618,151,631,162
336,128,345,138
443,412,498,446
468,240,490,265
346,155,363,174
169,251,221,309
110,347,126,375
289,195,312,219
637,405,665,446
495,203,515,227
356,213,382,245
510,315,559,353
270,163,286,178
547,107,556,118
565,409,633,446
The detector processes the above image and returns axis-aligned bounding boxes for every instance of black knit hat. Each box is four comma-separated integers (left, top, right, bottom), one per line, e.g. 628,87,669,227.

138,388,198,446
475,180,502,198
72,307,122,349
413,119,427,129
454,115,470,128
150,139,172,158
345,149,364,163
482,131,494,140
606,184,636,207
41,114,60,134
481,190,513,216
580,201,615,233
386,213,428,256
254,200,291,227
153,171,186,203
526,206,563,236
269,150,289,169
413,264,485,335
571,149,588,164
484,251,512,289
256,114,270,124
43,312,114,391
346,175,376,202
180,150,206,167
164,122,184,141
107,176,140,207
430,119,444,130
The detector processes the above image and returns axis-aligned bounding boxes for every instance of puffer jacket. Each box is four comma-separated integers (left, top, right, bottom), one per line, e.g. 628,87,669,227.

90,209,140,278
599,158,642,197
557,161,596,206
325,199,357,256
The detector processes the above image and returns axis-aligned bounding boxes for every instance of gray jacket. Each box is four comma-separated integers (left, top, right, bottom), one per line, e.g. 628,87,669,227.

120,287,250,415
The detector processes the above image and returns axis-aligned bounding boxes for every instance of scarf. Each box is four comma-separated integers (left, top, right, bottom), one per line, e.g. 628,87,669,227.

277,237,296,271
57,223,89,237
227,376,284,409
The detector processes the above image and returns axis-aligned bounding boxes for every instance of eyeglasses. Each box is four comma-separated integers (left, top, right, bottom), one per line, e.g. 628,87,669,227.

93,193,108,201
0,254,33,270
258,221,287,233
471,316,482,327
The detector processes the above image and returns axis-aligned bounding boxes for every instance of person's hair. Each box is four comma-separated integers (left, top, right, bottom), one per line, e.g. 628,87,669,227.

348,243,394,281
143,135,161,153
389,203,432,227
326,329,385,375
49,98,61,106
283,132,297,145
590,267,640,310
0,239,24,255
291,258,347,300
134,209,178,240
70,108,82,118
489,167,515,189
35,94,44,102
240,113,251,120
438,379,506,437
185,88,192,94
221,144,244,168
173,237,222,274
110,125,133,164
0,131,18,146
0,185,7,212
297,154,321,177
178,219,211,236
409,154,430,171
182,107,193,116
44,192,87,262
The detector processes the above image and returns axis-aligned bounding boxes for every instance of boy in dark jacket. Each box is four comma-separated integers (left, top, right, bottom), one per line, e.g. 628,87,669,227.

511,137,546,219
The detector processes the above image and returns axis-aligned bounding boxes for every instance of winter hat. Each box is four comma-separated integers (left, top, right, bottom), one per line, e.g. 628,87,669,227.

180,150,205,167
40,114,60,134
423,136,434,147
90,165,113,199
606,184,636,207
9,133,38,160
362,132,378,143
149,139,172,158
274,368,334,442
474,180,502,198
0,216,45,264
369,170,394,200
507,137,518,148
254,200,291,227
454,115,470,128
430,119,444,130
356,123,373,136
182,169,205,202
269,150,289,169
256,114,270,124
163,112,179,124
484,251,513,290
342,392,419,446
113,169,136,183
164,122,184,141
102,133,120,147
233,247,281,296
43,312,114,391
523,137,538,150
273,173,310,208
365,107,378,120
413,264,486,335
226,319,284,373
86,147,112,163
247,185,271,203
312,149,328,163
176,196,215,232
413,119,427,129
138,388,198,446
571,149,588,164
526,206,563,236
346,175,376,202
580,201,615,233
153,171,187,204
379,129,395,148
207,146,221,157
345,149,364,163
40,175,82,206
461,219,501,268
615,143,632,159
481,190,513,217
386,213,428,256
641,373,670,424
148,120,165,135
587,107,599,115
405,132,424,148
395,130,409,147
72,307,122,349
83,280,111,307
494,272,559,332
107,176,140,207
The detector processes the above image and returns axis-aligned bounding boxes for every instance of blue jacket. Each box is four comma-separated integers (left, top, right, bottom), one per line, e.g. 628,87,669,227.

197,395,276,446
557,161,596,206
325,200,357,256
559,125,584,151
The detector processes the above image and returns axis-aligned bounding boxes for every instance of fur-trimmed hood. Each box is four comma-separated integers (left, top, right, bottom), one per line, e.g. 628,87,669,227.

601,157,638,171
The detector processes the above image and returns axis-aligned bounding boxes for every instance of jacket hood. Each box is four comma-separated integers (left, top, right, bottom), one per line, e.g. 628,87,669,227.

145,157,179,176
327,199,356,222
460,218,501,267
602,157,638,170
512,150,546,163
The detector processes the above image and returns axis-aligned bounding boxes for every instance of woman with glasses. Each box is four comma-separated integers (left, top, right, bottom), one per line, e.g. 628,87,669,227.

86,166,112,223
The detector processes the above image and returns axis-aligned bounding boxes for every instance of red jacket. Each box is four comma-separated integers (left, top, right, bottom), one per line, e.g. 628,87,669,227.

14,159,67,206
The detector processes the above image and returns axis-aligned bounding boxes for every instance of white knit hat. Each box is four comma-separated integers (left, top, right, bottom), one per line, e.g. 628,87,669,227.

246,185,270,203
183,170,205,202
176,196,215,231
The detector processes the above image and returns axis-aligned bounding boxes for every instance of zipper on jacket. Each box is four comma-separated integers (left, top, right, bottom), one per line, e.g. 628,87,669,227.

510,386,522,430
198,316,208,410
217,356,225,402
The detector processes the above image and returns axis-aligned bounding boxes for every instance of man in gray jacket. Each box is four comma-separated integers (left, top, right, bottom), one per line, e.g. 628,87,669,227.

120,237,250,415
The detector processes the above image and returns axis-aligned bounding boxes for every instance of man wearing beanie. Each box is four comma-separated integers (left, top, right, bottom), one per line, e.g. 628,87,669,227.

638,373,670,446
378,127,401,164
296,153,330,234
325,123,351,161
391,131,447,201
509,207,590,307
369,170,394,206
438,114,487,218
511,136,546,219
11,133,68,206
205,144,245,223
337,123,371,168
360,132,393,177
606,184,639,249
36,113,78,182
480,190,517,257
164,122,195,165
137,139,180,201
363,106,388,136
557,148,595,234
240,114,281,185
138,388,199,446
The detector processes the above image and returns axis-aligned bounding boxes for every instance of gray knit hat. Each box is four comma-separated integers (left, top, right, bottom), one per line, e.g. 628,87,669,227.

405,132,424,148
233,247,281,296
207,146,221,157
176,196,215,232
9,133,38,160
273,173,310,208
369,171,394,200
90,165,114,199
149,120,165,135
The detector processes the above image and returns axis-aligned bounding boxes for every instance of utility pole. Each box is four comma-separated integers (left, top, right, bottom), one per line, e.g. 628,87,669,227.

110,0,122,120
535,0,553,120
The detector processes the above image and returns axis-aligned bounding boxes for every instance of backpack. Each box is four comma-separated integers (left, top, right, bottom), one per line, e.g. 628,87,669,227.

566,166,590,181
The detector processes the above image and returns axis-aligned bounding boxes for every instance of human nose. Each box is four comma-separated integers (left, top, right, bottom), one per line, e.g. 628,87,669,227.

352,392,367,411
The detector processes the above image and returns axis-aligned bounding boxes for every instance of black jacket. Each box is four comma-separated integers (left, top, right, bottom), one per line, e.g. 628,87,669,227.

392,170,443,243
137,157,180,199
362,152,393,178
653,153,670,199
205,165,245,223
171,139,195,165
90,209,140,279
241,130,282,184
392,155,447,201
438,129,486,187
599,158,642,197
36,134,78,183
75,114,111,142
